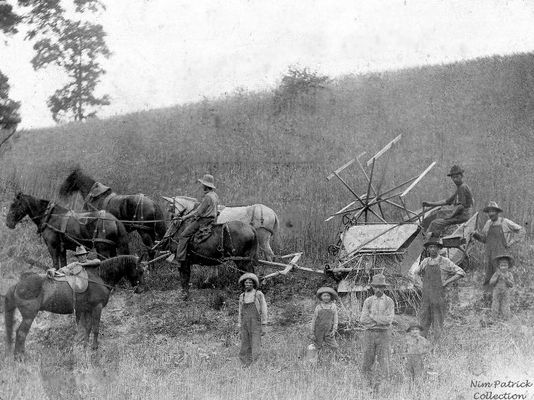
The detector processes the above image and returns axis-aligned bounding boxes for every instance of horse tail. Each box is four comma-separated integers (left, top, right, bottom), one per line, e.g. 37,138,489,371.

115,219,130,255
152,201,167,241
4,285,16,350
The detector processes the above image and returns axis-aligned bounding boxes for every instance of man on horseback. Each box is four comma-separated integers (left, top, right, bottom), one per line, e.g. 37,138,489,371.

172,174,219,268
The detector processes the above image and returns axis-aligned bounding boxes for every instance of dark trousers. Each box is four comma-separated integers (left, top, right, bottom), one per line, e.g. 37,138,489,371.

428,215,468,237
361,330,391,384
420,301,446,340
175,217,213,262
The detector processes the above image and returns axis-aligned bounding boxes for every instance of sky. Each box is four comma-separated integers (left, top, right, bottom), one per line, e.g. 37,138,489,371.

2,0,534,129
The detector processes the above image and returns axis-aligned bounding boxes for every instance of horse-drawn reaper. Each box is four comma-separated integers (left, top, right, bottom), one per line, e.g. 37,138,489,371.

319,135,478,313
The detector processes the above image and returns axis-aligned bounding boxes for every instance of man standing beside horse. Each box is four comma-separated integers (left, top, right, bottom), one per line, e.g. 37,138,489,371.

172,174,219,269
472,201,525,304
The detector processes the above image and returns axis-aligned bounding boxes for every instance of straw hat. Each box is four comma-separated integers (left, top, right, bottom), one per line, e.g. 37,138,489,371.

238,273,259,287
198,174,216,189
483,201,503,213
493,254,514,267
423,237,444,248
75,246,88,256
447,165,464,176
370,274,389,287
316,286,338,300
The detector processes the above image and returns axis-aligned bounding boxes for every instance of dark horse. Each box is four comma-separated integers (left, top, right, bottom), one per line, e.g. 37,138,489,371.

166,220,258,299
59,168,167,251
6,192,130,269
4,255,145,357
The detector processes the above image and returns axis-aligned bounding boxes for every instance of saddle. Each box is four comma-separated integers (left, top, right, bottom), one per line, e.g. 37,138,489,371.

193,223,216,244
46,263,89,293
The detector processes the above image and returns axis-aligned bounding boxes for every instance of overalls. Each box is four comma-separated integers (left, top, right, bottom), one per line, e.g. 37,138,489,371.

239,301,262,366
420,261,446,340
491,275,512,319
314,307,338,349
483,224,507,296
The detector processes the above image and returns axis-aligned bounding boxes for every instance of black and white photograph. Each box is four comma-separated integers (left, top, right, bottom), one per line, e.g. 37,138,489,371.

0,1,533,399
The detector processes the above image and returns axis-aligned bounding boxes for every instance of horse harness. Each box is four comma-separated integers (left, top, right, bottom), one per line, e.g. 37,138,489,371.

85,182,151,231
37,202,116,256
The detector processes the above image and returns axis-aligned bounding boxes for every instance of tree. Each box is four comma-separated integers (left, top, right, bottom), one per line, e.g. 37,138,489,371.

31,18,110,122
0,71,21,130
273,66,330,115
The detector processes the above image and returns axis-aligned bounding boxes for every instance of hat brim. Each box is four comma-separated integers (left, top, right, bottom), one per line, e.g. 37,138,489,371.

483,207,503,213
492,255,514,266
316,288,338,299
447,172,463,177
238,273,259,287
198,179,216,189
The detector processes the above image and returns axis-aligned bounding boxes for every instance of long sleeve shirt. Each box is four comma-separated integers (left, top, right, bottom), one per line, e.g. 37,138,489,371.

475,217,525,247
310,302,339,332
238,289,268,326
360,294,394,330
412,255,465,283
188,191,219,219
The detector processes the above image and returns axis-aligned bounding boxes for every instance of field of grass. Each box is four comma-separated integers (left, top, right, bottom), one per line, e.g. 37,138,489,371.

2,53,534,399
1,217,534,400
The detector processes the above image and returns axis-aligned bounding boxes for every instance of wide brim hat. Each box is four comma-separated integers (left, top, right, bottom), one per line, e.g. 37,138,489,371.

316,286,338,300
238,273,259,287
447,165,464,176
406,324,423,333
483,201,503,213
198,174,216,189
370,273,389,287
423,238,444,248
493,254,514,267
75,246,88,256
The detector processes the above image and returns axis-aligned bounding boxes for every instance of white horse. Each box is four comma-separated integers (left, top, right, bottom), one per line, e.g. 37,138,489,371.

162,196,279,261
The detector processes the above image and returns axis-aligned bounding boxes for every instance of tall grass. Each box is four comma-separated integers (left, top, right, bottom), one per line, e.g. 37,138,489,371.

1,53,534,264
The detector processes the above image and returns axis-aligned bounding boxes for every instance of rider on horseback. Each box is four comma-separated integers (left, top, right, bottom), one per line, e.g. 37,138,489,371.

172,174,219,268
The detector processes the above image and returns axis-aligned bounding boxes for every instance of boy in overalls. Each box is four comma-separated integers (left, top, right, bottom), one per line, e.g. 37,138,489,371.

237,273,268,367
310,287,339,364
489,254,514,320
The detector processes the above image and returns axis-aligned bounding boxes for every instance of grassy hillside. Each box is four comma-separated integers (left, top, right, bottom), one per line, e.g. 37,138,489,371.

1,53,534,261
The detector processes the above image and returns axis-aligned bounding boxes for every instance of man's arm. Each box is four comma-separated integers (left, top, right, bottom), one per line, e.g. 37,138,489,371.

372,298,394,326
442,258,465,287
183,196,210,221
83,259,101,267
472,221,490,243
359,298,374,326
504,219,526,247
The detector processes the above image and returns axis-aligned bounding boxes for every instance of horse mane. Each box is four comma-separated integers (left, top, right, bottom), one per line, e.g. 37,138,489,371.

59,166,95,198
94,255,139,285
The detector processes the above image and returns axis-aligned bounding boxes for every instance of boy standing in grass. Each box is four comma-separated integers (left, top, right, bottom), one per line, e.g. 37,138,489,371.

310,287,339,363
237,273,268,368
404,324,431,383
360,274,395,386
489,254,515,320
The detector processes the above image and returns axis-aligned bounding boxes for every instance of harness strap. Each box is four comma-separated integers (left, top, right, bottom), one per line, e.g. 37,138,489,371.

101,192,117,210
38,202,56,233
